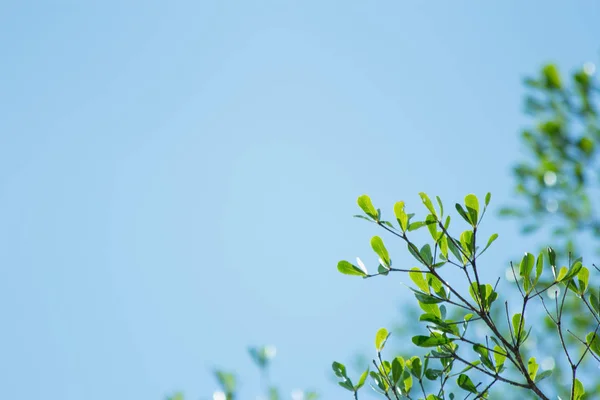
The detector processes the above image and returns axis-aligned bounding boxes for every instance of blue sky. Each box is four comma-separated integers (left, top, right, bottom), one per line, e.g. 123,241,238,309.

1,1,599,399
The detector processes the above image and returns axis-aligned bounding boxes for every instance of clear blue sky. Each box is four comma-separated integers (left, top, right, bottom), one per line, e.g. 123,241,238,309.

1,2,599,399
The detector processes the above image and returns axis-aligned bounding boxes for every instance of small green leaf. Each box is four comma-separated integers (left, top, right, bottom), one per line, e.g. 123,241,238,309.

457,374,478,394
556,266,568,282
561,260,583,282
420,244,433,265
439,235,449,259
394,201,409,231
408,220,427,231
337,261,367,277
590,291,600,315
412,334,453,347
392,357,405,384
578,267,590,294
573,378,584,400
464,194,479,225
357,194,378,220
586,332,600,357
473,344,494,371
426,214,438,240
484,192,491,206
436,196,444,218
356,368,369,389
512,313,525,343
542,64,562,89
413,289,444,304
455,203,470,224
419,192,437,217
338,379,354,391
519,252,535,292
425,369,443,381
548,247,556,267
460,230,474,256
370,236,390,267
534,369,552,383
527,357,539,381
375,327,390,352
479,233,498,256
332,361,347,378
406,356,422,378
534,252,544,286
409,268,429,293
493,345,506,372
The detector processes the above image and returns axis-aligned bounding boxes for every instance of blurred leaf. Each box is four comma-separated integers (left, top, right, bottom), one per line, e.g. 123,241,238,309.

332,362,347,378
542,64,562,89
574,378,585,400
409,268,429,293
356,368,369,390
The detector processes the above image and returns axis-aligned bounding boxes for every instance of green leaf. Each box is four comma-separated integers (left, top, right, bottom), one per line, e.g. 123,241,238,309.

586,332,600,357
548,247,556,267
418,302,442,319
573,378,584,400
357,194,378,220
420,244,433,265
590,291,600,316
402,369,413,393
332,361,348,378
408,242,424,264
436,196,444,218
578,267,590,294
479,233,498,256
439,235,449,259
413,289,444,304
519,252,535,292
555,266,568,281
426,214,438,240
337,261,367,277
356,368,369,389
370,236,390,267
394,201,409,231
473,344,494,371
493,345,506,372
457,374,478,394
409,268,429,293
512,313,525,343
408,220,427,231
464,194,479,225
419,192,437,217
375,327,390,352
406,356,422,378
425,369,443,381
447,237,463,262
534,369,552,383
527,357,539,381
338,379,354,391
484,192,491,206
392,357,405,384
459,230,474,257
542,64,562,89
561,260,583,282
412,334,453,347
455,203,471,224
534,252,544,286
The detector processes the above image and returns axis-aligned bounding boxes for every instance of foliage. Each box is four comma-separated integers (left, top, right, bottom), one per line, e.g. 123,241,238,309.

501,61,599,254
178,345,318,400
335,193,600,399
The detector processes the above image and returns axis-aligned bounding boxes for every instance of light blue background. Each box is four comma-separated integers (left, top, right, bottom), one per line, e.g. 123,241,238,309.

1,1,599,399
